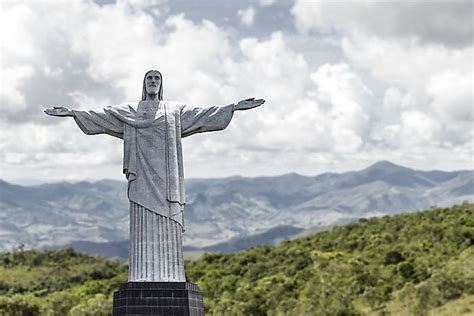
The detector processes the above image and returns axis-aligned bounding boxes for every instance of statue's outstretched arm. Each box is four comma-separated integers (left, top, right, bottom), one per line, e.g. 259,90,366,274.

44,106,124,139
44,106,74,117
180,97,265,138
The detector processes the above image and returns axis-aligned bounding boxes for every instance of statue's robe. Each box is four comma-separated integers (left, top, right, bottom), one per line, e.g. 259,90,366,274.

72,101,234,281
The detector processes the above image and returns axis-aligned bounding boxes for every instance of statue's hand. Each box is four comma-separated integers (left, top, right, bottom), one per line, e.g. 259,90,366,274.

234,98,265,111
44,106,73,117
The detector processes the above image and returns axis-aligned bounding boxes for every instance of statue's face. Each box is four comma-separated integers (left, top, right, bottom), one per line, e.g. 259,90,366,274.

145,71,161,95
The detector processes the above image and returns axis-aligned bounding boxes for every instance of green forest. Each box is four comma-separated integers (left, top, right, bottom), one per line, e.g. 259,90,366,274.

0,204,472,315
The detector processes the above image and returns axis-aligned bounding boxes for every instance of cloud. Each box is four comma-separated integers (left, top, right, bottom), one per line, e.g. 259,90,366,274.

342,33,473,147
292,0,474,47
400,111,441,146
259,0,276,7
1,0,472,184
0,1,146,124
0,65,34,113
301,63,375,153
116,0,166,15
2,1,322,181
0,0,380,181
426,70,473,123
237,6,256,27
1,1,241,181
291,0,473,157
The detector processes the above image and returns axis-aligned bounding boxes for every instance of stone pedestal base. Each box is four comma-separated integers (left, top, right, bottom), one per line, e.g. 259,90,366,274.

112,282,204,316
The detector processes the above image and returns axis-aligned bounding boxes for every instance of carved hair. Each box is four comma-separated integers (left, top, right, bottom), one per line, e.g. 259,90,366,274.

142,70,163,101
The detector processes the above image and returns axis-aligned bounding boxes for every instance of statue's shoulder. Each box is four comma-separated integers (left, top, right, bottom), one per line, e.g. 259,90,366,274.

104,100,185,114
162,100,185,113
105,102,139,113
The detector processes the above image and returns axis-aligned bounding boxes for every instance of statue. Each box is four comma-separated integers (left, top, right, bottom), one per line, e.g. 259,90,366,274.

44,70,264,283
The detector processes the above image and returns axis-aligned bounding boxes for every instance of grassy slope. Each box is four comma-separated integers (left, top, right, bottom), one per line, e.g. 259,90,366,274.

0,204,472,315
428,295,474,316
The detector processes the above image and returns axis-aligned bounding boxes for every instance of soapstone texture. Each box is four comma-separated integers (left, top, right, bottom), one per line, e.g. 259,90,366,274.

129,202,185,282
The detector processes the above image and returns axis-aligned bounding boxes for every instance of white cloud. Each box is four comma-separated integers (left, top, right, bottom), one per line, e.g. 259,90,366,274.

342,33,473,147
237,6,256,27
0,0,381,182
383,87,403,112
341,33,473,93
309,63,374,152
399,110,441,146
259,0,276,7
291,0,473,158
426,70,473,123
115,0,167,17
0,65,34,111
291,0,473,47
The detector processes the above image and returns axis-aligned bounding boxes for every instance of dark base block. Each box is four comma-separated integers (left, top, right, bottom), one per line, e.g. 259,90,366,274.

113,282,204,316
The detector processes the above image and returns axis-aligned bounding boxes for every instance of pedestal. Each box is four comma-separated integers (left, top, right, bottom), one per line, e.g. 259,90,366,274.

112,282,205,316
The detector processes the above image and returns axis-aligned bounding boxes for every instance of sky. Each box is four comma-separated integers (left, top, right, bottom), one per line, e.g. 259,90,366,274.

0,0,473,184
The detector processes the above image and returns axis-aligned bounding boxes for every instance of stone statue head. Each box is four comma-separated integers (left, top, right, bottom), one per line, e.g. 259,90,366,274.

142,70,163,101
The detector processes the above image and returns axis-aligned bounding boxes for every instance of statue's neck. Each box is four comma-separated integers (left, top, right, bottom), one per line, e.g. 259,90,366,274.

146,93,159,101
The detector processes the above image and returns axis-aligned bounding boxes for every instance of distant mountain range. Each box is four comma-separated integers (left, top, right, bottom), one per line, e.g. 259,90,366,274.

1,161,472,258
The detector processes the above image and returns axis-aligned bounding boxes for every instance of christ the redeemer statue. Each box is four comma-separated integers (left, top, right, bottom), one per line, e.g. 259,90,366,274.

45,70,264,282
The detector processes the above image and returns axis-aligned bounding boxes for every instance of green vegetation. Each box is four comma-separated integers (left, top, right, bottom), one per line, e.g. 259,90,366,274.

0,204,472,315
0,249,126,315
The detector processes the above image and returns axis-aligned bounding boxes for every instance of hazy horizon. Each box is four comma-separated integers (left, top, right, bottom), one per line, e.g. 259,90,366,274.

4,160,473,186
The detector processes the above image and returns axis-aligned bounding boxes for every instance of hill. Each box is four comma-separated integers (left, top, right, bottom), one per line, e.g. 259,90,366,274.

186,203,474,315
0,161,472,256
0,204,472,315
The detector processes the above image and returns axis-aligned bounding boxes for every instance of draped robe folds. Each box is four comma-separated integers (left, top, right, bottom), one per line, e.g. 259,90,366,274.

72,100,234,281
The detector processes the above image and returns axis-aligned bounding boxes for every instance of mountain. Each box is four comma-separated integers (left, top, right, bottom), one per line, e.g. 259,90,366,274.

198,225,305,252
0,179,129,252
0,161,472,254
48,225,304,260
